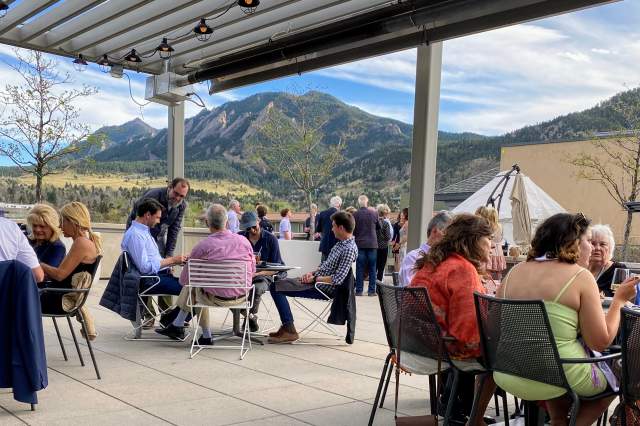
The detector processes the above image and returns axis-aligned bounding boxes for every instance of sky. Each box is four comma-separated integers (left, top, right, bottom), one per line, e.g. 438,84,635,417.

0,0,639,165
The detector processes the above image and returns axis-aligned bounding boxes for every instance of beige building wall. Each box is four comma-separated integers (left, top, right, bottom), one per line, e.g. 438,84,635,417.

500,139,638,247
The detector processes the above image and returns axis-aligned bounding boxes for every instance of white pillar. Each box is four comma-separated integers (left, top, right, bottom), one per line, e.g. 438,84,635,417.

167,102,185,257
408,43,442,251
167,102,185,180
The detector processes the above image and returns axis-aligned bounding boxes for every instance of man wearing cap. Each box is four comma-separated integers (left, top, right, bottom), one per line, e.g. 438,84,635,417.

239,211,286,332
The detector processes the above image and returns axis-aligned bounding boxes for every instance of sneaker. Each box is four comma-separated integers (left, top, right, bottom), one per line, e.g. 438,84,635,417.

155,324,185,340
269,325,285,338
197,336,214,346
268,329,299,344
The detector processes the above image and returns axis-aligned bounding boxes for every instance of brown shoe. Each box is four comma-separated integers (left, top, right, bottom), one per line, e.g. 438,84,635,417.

268,324,299,344
269,326,286,338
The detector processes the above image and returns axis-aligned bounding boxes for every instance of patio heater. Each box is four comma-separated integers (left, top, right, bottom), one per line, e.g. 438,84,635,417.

485,163,520,213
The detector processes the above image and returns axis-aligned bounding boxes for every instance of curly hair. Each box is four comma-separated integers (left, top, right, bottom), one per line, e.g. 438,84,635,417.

527,213,591,264
414,213,493,273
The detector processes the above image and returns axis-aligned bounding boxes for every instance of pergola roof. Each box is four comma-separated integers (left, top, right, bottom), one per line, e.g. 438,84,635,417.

0,0,617,92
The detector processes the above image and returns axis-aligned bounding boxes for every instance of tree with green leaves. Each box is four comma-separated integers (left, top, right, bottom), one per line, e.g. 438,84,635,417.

569,95,640,259
0,49,100,202
250,92,347,232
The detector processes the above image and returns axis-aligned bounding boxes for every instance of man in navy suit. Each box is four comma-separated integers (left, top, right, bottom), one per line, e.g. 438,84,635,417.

314,196,342,261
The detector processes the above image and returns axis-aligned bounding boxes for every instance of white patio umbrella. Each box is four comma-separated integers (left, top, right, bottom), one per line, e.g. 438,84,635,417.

510,173,532,248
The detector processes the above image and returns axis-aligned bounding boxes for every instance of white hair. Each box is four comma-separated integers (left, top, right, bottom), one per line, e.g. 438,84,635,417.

329,196,342,208
207,203,227,230
229,199,239,209
590,224,616,261
357,195,368,207
376,203,390,216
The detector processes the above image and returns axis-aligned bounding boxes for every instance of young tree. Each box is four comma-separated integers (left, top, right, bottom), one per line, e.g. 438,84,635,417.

0,49,99,202
569,121,640,259
250,92,346,230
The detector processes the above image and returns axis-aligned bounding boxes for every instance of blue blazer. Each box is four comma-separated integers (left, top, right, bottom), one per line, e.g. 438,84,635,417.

0,260,48,404
315,207,338,256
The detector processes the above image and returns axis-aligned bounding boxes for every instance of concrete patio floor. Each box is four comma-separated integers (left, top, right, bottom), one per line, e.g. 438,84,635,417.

1,278,450,426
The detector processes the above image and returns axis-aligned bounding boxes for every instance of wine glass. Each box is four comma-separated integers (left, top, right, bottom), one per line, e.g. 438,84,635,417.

611,268,640,293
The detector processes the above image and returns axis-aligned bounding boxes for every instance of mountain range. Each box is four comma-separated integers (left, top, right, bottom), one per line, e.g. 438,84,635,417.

78,87,640,206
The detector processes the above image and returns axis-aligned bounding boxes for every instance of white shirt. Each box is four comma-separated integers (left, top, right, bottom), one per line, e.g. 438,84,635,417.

399,242,430,287
227,210,239,234
279,217,291,240
0,217,40,269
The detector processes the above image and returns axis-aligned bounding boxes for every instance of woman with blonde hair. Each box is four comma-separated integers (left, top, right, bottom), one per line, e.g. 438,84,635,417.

27,204,66,267
40,202,102,340
475,205,506,279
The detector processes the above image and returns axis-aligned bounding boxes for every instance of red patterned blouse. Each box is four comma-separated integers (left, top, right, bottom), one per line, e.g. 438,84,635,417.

410,253,486,359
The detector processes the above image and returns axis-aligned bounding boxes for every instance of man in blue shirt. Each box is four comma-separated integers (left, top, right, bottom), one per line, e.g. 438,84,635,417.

122,199,187,301
238,211,285,332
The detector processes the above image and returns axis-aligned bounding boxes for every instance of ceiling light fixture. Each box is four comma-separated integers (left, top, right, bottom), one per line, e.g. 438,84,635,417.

237,0,259,14
124,49,142,63
72,54,88,72
157,37,175,59
193,18,213,42
97,54,110,73
0,1,8,19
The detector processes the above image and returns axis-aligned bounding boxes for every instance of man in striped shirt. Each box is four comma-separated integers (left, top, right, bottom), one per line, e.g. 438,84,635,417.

268,211,358,343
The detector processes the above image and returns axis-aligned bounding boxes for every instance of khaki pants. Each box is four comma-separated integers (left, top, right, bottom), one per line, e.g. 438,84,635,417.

176,286,248,329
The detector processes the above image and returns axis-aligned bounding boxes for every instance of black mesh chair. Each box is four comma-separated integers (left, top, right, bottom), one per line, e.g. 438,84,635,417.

391,271,399,286
41,255,102,380
619,307,640,424
474,292,619,426
369,283,494,426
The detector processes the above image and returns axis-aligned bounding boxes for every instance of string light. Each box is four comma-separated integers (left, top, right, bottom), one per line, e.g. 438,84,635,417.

124,49,142,63
0,1,8,19
193,18,213,42
96,54,110,73
237,0,259,14
157,38,175,59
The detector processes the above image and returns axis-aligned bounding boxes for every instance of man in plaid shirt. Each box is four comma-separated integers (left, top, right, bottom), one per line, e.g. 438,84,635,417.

268,211,358,343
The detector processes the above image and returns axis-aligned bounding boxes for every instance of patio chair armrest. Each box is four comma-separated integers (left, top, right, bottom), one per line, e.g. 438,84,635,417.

40,287,90,294
560,352,621,364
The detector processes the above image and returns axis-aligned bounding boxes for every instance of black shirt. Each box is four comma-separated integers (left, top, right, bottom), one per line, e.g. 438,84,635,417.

596,261,626,297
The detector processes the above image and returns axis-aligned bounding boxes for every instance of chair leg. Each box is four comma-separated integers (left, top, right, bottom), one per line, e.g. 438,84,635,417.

511,396,522,418
379,358,394,408
428,374,437,415
568,393,580,426
30,404,35,411
368,352,392,426
501,391,509,425
51,317,68,361
67,316,84,366
494,392,500,416
443,369,460,426
77,311,101,380
469,373,489,426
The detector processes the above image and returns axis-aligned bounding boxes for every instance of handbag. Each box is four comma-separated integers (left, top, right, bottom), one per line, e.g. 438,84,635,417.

394,292,443,426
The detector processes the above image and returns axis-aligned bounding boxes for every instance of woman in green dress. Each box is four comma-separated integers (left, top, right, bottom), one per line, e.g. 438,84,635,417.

495,213,637,425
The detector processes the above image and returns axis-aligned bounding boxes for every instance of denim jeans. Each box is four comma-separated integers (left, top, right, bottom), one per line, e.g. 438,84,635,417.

269,284,326,326
356,248,377,294
141,272,182,296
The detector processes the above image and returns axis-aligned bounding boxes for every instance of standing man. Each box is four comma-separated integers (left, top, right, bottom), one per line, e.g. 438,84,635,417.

353,195,379,296
238,211,286,332
127,177,190,322
399,211,452,286
227,200,241,234
315,196,342,261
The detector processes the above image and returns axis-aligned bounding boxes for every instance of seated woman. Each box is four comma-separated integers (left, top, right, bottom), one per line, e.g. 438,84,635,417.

40,202,102,340
495,213,637,425
27,204,66,267
410,213,495,425
589,224,625,296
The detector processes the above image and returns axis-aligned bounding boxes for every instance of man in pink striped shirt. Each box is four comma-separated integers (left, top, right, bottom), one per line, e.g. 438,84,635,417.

156,203,255,345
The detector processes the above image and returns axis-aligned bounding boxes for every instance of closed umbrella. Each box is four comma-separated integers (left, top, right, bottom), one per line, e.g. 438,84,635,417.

510,173,532,248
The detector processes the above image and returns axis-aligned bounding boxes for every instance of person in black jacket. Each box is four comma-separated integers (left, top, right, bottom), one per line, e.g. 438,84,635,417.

314,195,342,261
126,178,189,322
256,204,274,233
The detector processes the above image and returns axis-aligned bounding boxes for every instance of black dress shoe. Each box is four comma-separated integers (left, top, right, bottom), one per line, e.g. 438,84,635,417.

243,315,259,332
155,324,185,340
197,336,214,346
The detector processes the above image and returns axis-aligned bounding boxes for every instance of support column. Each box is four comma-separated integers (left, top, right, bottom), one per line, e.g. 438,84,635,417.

167,102,185,181
167,102,185,258
407,43,442,251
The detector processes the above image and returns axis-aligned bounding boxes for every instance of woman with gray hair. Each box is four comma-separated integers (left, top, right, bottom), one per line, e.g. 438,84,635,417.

588,224,626,296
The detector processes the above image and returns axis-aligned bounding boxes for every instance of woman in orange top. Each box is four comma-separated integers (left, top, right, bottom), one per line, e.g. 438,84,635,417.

410,213,494,425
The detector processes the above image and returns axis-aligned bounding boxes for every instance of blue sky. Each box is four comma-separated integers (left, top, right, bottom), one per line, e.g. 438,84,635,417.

0,0,639,168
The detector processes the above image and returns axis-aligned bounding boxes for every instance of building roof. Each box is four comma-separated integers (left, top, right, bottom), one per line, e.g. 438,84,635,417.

0,0,614,91
436,167,500,196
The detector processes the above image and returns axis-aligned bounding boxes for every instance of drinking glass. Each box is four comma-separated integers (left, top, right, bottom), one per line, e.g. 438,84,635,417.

611,268,640,293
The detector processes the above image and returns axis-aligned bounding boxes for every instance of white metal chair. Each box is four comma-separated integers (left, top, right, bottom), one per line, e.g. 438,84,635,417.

122,252,184,342
290,271,354,344
185,259,255,359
